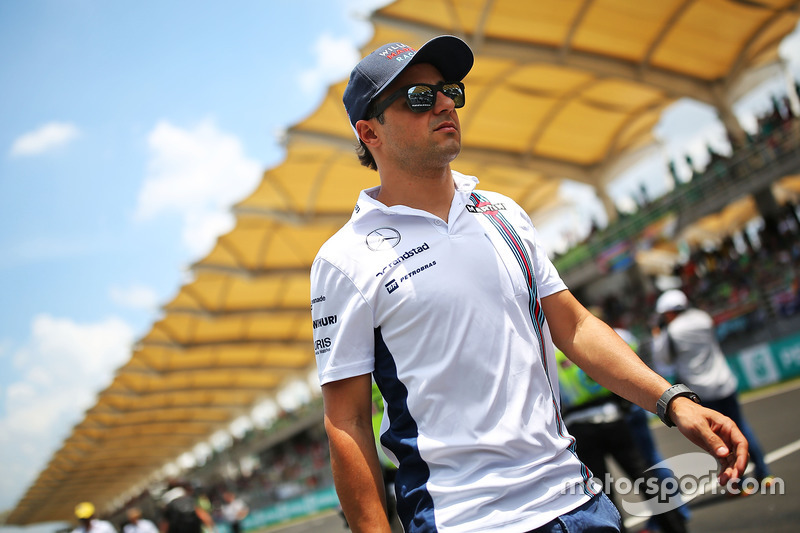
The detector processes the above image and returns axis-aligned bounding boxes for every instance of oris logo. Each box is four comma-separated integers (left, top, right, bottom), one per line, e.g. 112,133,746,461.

315,338,332,352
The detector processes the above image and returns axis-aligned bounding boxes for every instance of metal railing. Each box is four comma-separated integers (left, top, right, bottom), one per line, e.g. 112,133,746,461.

554,120,800,279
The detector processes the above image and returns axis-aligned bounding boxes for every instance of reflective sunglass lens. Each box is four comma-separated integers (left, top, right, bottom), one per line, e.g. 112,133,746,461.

442,84,465,108
405,83,465,112
407,86,435,111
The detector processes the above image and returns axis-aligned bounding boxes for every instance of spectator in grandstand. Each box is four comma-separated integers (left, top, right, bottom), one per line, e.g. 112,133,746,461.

654,289,775,492
123,507,158,533
310,35,749,533
72,502,117,533
219,490,249,533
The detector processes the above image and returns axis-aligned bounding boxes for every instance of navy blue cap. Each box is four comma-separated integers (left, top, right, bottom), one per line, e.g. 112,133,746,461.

343,35,474,131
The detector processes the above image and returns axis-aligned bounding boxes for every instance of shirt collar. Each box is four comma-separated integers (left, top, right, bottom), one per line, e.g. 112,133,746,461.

351,170,479,224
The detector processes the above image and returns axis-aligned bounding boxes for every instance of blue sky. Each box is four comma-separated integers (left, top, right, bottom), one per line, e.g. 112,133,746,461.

0,0,390,519
0,0,798,526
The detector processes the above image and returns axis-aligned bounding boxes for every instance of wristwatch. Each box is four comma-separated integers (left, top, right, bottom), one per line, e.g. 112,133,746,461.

656,384,701,427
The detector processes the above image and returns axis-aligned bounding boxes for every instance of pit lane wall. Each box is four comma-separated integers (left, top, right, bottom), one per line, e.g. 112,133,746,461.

216,487,339,533
728,331,800,390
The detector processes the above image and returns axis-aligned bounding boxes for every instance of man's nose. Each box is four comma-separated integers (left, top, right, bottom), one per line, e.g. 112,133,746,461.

433,89,456,112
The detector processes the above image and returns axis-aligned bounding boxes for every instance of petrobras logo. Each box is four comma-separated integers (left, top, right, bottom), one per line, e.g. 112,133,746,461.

312,315,337,330
400,261,436,283
466,202,506,214
385,279,399,294
375,242,431,277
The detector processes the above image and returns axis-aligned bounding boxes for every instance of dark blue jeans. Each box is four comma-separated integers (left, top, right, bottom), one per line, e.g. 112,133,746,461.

527,493,621,532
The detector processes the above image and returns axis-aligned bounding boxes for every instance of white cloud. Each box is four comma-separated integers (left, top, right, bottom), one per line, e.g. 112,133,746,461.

9,122,80,157
110,283,160,311
298,33,362,94
134,119,262,258
0,314,134,512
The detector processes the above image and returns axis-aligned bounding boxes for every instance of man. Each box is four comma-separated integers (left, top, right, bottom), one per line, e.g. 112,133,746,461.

310,35,748,532
654,289,773,490
219,491,249,533
160,480,215,533
123,508,159,533
72,502,117,533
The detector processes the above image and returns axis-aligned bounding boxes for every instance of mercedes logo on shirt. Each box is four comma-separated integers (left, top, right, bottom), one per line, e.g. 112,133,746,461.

366,227,401,251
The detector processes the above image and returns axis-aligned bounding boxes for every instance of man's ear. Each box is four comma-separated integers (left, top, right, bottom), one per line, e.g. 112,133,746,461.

356,119,380,148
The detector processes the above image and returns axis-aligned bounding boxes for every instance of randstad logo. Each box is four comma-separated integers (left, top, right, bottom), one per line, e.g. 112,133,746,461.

375,242,431,277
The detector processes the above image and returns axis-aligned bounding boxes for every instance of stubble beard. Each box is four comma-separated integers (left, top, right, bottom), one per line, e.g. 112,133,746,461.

401,136,461,176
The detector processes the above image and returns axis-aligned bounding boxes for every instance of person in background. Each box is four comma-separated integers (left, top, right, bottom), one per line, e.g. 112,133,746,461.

556,346,688,533
654,289,774,493
72,502,117,533
220,491,249,533
160,480,216,533
311,34,748,532
614,326,691,533
123,508,158,533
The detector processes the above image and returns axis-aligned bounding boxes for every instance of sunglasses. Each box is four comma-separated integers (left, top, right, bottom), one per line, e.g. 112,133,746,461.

370,81,466,117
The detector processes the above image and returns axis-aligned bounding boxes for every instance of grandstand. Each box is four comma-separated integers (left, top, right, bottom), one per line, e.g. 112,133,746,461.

6,0,800,529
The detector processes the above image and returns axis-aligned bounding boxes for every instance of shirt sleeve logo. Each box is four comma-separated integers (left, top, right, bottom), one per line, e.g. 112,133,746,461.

312,315,338,329
366,227,401,251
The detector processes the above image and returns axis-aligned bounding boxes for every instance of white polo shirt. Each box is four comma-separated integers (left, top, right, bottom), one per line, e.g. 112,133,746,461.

311,171,598,532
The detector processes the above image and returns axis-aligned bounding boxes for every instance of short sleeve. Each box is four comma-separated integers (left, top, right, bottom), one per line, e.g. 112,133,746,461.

310,257,376,385
520,210,567,298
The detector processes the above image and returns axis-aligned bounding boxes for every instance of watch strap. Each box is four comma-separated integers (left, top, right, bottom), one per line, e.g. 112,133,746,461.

656,383,701,427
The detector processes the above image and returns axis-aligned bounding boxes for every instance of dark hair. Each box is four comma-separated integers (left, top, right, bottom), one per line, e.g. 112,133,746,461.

355,108,385,171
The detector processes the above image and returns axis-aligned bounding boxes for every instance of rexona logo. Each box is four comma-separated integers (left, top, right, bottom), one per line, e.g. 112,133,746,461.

466,202,506,214
312,315,337,329
375,242,431,277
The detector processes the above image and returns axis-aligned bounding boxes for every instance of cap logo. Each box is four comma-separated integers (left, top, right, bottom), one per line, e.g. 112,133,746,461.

380,44,416,61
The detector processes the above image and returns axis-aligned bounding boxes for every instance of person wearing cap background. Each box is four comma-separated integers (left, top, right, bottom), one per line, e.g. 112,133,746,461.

72,502,118,533
654,289,774,491
310,35,748,532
